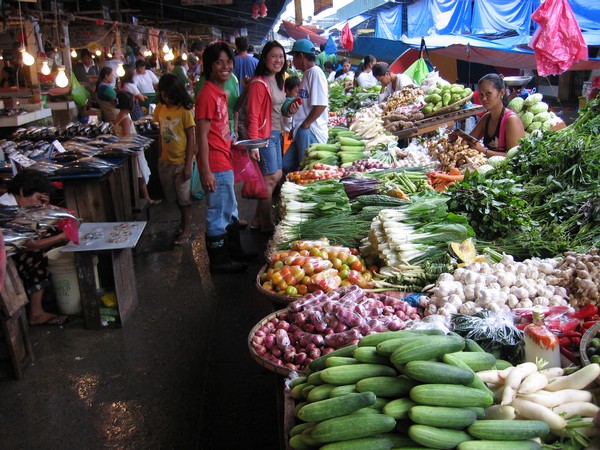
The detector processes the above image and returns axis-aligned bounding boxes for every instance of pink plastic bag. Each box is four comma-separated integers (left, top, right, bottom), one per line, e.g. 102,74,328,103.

241,159,268,200
232,146,256,183
530,0,588,77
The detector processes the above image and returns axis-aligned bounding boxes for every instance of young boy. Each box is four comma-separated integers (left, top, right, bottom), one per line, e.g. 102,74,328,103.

195,41,250,273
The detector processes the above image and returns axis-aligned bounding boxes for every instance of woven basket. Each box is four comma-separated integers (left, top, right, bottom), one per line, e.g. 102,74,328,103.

255,264,301,305
248,309,306,377
423,93,474,118
580,321,600,366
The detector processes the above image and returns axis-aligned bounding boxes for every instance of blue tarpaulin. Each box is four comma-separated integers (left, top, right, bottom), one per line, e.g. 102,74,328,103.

471,0,536,36
406,0,434,38
568,0,600,31
325,35,337,55
375,5,403,41
352,36,410,63
430,0,472,35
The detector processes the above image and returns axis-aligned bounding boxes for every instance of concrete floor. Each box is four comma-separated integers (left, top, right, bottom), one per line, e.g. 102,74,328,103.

0,196,286,449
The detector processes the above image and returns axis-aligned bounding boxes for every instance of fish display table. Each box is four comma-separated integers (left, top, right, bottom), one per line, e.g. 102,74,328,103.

62,221,146,329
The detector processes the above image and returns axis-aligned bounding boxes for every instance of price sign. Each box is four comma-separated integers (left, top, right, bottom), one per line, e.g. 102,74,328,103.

9,153,36,168
52,140,66,153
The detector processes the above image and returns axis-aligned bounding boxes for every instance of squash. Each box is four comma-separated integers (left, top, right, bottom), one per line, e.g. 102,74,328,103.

449,239,477,264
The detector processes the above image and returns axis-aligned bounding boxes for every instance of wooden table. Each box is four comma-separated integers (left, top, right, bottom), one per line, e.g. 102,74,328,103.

393,105,486,139
61,222,146,329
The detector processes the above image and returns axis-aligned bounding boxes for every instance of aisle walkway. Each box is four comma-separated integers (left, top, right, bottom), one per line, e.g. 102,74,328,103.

0,198,285,449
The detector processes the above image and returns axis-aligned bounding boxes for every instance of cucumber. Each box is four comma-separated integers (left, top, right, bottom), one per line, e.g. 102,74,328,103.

326,356,359,367
382,398,417,419
458,440,542,450
306,384,336,402
494,359,514,370
409,406,477,429
352,407,382,415
464,406,485,419
307,371,324,386
442,353,495,397
294,401,307,418
464,338,486,353
289,434,312,450
359,329,444,347
311,414,396,444
444,351,496,372
467,420,549,441
353,346,392,365
390,334,465,367
291,382,308,400
408,424,472,449
403,360,474,385
330,384,356,397
289,422,313,437
372,397,390,411
300,427,320,447
319,437,393,450
297,391,376,422
301,384,315,399
289,376,307,389
320,363,397,385
309,345,358,372
380,433,420,448
355,375,417,398
376,336,428,357
410,384,494,408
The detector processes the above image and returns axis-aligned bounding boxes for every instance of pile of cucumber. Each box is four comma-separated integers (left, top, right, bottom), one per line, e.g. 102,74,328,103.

288,330,549,450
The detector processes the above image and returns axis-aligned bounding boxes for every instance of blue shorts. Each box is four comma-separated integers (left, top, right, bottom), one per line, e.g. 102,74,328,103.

257,130,282,175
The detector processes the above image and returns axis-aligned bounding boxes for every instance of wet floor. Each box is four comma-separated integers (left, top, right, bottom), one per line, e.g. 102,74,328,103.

0,195,287,449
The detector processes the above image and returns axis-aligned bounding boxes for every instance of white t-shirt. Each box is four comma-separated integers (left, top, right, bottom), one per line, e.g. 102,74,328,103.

121,82,141,97
327,71,336,82
335,71,354,82
380,74,415,102
356,71,378,88
133,70,159,94
294,65,329,143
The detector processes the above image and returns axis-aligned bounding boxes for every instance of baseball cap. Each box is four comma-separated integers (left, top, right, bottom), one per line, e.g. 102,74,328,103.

288,39,316,55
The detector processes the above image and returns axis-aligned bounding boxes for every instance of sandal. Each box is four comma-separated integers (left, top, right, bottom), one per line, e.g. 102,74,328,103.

29,314,69,326
174,234,192,245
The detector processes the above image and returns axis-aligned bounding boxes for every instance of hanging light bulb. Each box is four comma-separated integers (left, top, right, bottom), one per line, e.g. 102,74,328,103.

107,52,113,58
164,51,175,62
41,60,51,75
116,63,125,77
182,52,188,61
143,49,152,57
162,43,170,53
21,48,35,66
71,49,77,58
95,50,102,56
55,67,69,88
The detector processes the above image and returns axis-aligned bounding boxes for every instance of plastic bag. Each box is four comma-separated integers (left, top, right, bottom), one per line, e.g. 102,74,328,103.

241,159,268,199
71,74,90,108
190,160,205,200
404,57,431,85
232,147,256,183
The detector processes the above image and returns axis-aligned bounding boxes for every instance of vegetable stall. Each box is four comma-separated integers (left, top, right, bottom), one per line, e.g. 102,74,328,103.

248,74,600,449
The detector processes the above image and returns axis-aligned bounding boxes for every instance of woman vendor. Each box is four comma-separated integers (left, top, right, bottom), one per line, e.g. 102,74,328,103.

0,170,69,325
373,62,414,103
462,73,525,157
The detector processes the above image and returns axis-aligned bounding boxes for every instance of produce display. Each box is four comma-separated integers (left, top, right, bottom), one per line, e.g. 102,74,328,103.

425,131,487,172
421,81,473,116
507,93,564,135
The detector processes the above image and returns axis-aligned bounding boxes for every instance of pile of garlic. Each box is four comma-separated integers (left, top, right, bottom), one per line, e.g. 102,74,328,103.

420,254,569,319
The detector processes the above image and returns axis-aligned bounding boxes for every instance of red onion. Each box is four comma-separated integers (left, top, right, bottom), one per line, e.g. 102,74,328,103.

255,329,266,337
308,348,321,360
265,322,275,332
254,345,267,356
252,335,264,346
294,352,307,365
306,342,316,352
313,334,325,347
334,323,348,333
271,347,282,358
277,321,290,332
284,350,296,362
285,363,297,370
264,333,275,350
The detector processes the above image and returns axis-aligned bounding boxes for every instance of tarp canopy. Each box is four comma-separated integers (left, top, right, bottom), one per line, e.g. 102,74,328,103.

326,14,371,33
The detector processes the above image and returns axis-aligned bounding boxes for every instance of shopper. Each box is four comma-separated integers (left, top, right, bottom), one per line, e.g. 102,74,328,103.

283,39,328,175
233,36,258,94
373,62,415,102
72,49,99,91
355,55,378,88
133,59,159,107
119,64,147,120
172,56,191,90
153,73,196,246
464,73,525,156
245,40,298,234
0,170,69,326
324,61,337,82
95,67,118,123
335,58,354,82
113,91,159,206
190,41,205,81
196,41,250,273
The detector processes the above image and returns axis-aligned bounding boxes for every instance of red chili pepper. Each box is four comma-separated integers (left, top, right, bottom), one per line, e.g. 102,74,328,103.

516,323,528,330
560,346,578,364
558,336,572,347
571,304,599,320
571,336,581,347
565,331,582,338
559,319,579,334
581,320,598,331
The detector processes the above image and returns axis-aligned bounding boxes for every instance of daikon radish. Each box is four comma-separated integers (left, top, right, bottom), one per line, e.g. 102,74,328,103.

502,362,538,405
517,389,593,408
540,367,564,379
545,364,600,392
552,402,599,419
484,404,516,420
512,397,567,431
518,371,548,394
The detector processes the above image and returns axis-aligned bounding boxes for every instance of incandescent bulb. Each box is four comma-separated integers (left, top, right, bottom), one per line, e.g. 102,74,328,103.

165,51,175,61
95,50,102,56
55,67,69,88
71,49,77,58
21,49,35,66
41,60,51,75
116,63,125,77
107,52,113,58
162,43,170,53
182,53,188,61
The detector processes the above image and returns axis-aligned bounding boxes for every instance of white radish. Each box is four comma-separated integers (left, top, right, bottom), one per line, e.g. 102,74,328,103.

484,404,516,420
476,369,504,385
540,367,564,379
502,362,538,405
545,363,600,391
552,401,599,419
512,397,567,431
492,383,507,403
517,389,593,408
517,371,548,394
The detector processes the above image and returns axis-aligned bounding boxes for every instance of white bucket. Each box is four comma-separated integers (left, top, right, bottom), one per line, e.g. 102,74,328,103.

47,246,82,315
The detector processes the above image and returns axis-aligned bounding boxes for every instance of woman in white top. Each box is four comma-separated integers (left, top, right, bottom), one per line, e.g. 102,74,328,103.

114,91,159,205
335,58,355,82
355,55,378,88
373,62,415,102
119,64,147,120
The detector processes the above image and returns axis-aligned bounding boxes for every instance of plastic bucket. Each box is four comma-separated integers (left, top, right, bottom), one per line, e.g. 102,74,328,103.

47,246,82,315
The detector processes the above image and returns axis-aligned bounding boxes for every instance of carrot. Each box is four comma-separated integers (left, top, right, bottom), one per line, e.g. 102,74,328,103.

449,167,461,175
431,173,465,181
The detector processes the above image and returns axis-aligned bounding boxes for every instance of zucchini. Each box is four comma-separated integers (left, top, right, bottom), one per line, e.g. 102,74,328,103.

306,384,336,402
467,420,549,441
326,356,359,367
289,434,313,450
289,376,308,389
382,398,417,419
307,371,324,386
444,351,496,372
376,336,428,357
458,440,542,450
403,360,474,385
311,413,396,444
330,384,356,397
309,345,358,372
297,391,376,422
320,363,397,385
390,334,465,367
409,406,477,429
408,424,472,449
410,384,494,408
442,353,495,397
319,437,393,450
356,375,416,398
353,346,393,365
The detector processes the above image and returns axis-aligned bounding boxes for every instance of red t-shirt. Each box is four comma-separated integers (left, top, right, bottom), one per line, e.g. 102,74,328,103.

195,80,232,172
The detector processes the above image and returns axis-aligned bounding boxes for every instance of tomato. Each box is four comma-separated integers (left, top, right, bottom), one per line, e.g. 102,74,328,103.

338,252,349,263
320,251,329,260
331,257,342,270
260,272,268,282
338,269,350,280
273,260,284,269
340,279,352,287
284,274,298,286
350,260,363,272
328,250,339,259
284,256,296,266
296,284,308,295
285,285,298,296
271,272,283,285
299,249,310,257
279,266,292,279
346,255,357,265
301,276,311,285
309,247,321,257
262,281,274,291
340,263,350,272
277,280,288,291
362,271,372,282
303,263,315,276
290,266,305,280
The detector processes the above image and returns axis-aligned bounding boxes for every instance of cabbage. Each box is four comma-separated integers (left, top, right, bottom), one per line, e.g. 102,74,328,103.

506,146,520,158
527,121,543,132
487,156,506,167
476,164,495,175
524,93,543,107
532,112,551,123
528,102,549,115
542,121,554,131
521,111,535,128
507,97,524,113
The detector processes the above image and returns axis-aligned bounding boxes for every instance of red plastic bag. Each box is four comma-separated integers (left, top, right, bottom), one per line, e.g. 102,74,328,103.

530,0,588,77
232,146,256,183
241,159,268,199
340,23,354,51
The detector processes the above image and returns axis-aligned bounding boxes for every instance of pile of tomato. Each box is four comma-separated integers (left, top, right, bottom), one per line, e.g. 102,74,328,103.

286,164,345,185
260,240,375,296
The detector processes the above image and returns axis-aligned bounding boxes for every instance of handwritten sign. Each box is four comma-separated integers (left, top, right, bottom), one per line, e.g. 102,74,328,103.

52,140,66,153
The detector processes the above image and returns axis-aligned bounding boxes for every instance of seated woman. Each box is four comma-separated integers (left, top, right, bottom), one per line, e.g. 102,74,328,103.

463,73,525,157
0,170,69,325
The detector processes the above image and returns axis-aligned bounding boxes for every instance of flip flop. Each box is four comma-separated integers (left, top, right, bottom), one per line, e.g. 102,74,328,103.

148,199,162,205
30,314,69,326
174,235,192,245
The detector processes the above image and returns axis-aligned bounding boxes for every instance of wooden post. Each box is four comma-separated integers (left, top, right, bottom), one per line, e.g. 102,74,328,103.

294,0,303,26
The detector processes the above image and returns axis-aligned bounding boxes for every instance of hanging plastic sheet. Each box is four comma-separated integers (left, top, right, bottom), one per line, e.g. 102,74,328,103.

471,0,535,36
375,5,403,41
340,23,354,51
429,0,472,35
530,0,589,76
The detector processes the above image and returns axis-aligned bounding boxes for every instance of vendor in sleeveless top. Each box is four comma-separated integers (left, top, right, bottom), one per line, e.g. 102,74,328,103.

463,73,525,157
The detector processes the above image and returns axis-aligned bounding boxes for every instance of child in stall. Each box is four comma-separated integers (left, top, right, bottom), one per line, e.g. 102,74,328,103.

281,75,301,155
